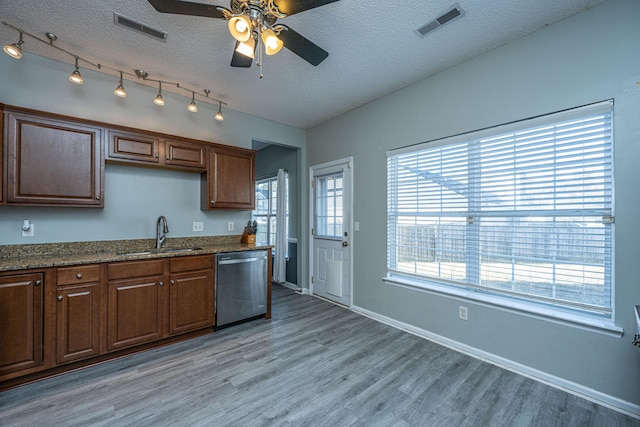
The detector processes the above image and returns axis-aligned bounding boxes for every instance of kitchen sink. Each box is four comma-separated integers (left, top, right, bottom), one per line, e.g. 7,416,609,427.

161,247,201,253
117,250,154,256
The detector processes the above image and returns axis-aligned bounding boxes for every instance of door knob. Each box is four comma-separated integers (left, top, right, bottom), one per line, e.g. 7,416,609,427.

342,241,349,247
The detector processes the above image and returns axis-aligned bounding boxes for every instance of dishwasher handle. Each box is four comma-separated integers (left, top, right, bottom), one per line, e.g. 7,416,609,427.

218,256,264,265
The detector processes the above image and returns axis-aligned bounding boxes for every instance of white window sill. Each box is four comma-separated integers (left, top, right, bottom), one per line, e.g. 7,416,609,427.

382,275,623,338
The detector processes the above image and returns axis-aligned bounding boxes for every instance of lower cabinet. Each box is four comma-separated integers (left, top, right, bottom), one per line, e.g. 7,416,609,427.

56,265,102,364
169,256,215,335
107,260,165,351
0,273,44,376
56,283,102,364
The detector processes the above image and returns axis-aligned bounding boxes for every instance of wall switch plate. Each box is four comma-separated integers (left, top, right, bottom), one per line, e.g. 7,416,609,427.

227,221,234,231
22,223,35,237
354,221,360,231
459,306,468,321
193,222,204,232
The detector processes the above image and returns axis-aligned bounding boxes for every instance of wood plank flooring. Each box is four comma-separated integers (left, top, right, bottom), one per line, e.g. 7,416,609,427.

0,285,638,426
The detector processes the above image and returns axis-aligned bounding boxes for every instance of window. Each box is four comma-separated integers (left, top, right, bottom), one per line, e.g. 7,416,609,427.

386,101,613,320
253,175,288,249
314,173,343,238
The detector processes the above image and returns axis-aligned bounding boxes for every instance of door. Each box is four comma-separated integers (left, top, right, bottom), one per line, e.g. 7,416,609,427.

310,158,352,306
56,283,102,364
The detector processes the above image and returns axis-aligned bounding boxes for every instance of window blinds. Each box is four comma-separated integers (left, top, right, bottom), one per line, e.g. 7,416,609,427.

387,101,613,317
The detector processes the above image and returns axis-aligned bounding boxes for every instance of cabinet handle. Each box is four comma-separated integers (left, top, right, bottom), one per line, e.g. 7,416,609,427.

96,196,100,200
57,295,63,301
159,281,164,286
76,273,82,279
211,200,215,204
170,280,175,286
35,280,41,286
155,153,159,158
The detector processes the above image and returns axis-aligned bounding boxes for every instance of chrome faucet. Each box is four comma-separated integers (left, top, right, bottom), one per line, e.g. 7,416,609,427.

156,215,169,250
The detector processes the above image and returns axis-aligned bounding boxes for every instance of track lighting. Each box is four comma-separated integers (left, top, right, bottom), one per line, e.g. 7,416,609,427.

154,81,165,106
3,21,227,122
3,30,24,59
215,101,224,121
114,71,127,97
68,56,83,84
187,92,198,112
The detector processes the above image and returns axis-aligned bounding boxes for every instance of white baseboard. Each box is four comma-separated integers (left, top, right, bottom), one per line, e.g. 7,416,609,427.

278,281,305,293
351,304,640,420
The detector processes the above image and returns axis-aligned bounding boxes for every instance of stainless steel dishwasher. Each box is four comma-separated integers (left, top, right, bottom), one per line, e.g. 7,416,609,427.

215,250,268,328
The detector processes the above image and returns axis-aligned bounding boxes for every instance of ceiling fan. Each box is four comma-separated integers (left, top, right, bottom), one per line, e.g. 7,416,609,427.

147,0,339,72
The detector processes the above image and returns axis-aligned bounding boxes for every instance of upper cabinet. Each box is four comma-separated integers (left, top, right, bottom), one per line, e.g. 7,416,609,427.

201,146,256,210
4,109,104,207
106,130,206,171
1,105,255,210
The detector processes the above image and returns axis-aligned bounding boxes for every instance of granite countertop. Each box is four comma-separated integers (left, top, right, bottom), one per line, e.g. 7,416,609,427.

0,236,271,272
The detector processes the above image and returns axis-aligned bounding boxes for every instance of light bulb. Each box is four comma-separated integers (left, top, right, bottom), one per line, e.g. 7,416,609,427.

235,19,248,33
3,42,23,59
114,84,126,97
154,94,165,106
69,69,83,84
188,101,198,112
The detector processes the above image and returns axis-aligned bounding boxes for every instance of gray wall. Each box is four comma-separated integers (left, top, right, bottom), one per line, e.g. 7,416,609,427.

0,54,305,245
255,144,300,285
306,0,640,410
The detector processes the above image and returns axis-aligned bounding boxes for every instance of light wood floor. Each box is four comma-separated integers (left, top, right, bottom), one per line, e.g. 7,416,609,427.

1,285,638,426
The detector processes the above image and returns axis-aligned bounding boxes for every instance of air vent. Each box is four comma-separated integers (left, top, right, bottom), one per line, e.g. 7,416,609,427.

114,12,168,41
415,4,465,37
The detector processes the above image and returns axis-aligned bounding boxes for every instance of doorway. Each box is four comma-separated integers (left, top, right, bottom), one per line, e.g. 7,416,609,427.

309,157,353,306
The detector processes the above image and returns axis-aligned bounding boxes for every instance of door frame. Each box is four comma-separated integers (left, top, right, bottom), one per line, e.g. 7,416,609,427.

308,156,353,307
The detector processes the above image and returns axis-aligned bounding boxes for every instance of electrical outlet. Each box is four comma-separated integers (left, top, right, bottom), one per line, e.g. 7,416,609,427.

22,223,35,237
227,221,234,231
354,221,360,231
193,222,204,232
459,306,468,321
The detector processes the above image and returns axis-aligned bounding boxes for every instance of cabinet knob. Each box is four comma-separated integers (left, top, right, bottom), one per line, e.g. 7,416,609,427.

57,295,63,301
35,280,42,286
96,196,100,201
211,200,215,204
170,280,175,286
159,281,164,286
76,273,82,279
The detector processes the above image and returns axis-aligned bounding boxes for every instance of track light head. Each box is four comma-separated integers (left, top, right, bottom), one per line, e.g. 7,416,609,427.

187,92,198,112
114,71,127,97
69,57,83,84
154,81,164,105
215,101,224,121
4,30,24,59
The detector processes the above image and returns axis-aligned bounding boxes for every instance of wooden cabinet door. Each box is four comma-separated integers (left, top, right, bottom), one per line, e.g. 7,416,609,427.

169,270,214,335
5,111,103,206
107,130,160,165
203,146,256,209
0,273,43,376
55,283,102,364
107,277,163,351
164,139,206,170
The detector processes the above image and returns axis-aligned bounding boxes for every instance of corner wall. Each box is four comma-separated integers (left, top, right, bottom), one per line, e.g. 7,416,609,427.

306,0,640,414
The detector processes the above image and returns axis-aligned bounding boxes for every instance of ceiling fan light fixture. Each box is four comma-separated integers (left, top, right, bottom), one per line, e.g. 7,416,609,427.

236,37,256,59
261,28,283,55
228,15,251,42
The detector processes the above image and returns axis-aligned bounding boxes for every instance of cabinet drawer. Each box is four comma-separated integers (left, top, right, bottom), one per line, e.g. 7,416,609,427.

107,130,160,164
169,255,214,273
107,260,165,281
57,265,100,285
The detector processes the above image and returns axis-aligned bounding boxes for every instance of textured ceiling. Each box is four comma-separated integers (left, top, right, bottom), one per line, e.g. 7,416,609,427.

0,0,607,129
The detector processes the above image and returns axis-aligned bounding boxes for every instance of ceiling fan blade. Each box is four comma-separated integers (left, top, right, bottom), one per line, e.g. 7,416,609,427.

147,0,227,19
278,26,328,66
275,0,340,16
230,41,254,67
